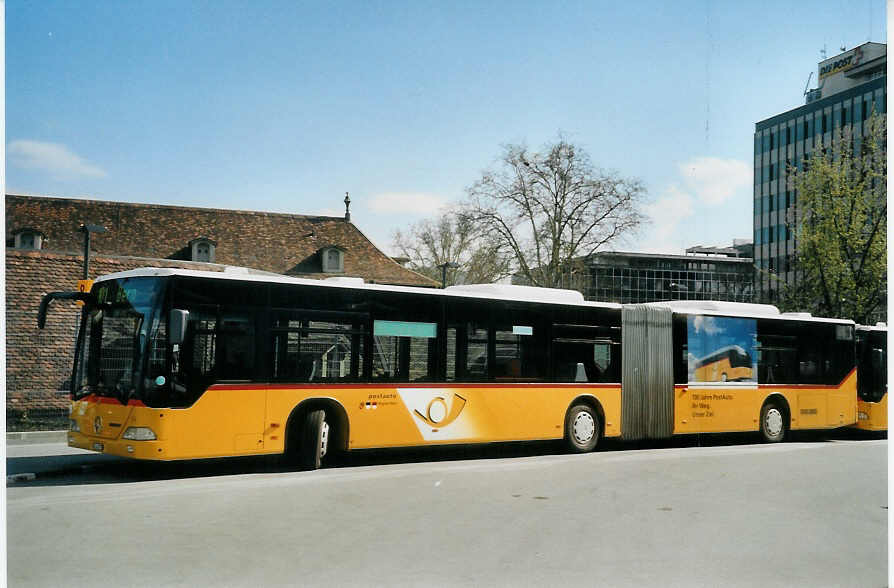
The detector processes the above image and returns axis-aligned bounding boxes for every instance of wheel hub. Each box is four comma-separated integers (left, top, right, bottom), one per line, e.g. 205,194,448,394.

572,412,595,444
765,408,783,437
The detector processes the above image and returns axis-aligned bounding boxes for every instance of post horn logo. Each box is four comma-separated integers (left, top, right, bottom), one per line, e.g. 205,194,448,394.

413,394,467,428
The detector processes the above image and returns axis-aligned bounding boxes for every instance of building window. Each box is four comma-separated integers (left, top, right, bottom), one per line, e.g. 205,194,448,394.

13,229,44,250
195,242,211,262
320,246,345,273
189,238,216,263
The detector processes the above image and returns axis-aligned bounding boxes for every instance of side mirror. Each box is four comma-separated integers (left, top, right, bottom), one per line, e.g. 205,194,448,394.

169,309,189,346
37,291,95,329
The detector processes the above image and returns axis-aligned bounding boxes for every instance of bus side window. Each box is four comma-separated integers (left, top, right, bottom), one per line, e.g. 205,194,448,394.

371,320,438,382
872,348,886,389
188,312,217,376
494,326,541,380
445,323,489,382
271,314,366,382
217,311,256,381
445,327,458,381
552,342,599,383
593,342,612,382
465,324,489,381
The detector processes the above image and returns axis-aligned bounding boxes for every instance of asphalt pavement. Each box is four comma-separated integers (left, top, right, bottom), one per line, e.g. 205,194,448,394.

6,431,888,587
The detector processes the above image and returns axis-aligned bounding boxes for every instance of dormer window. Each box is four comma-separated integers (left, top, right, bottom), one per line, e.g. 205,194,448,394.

189,237,216,263
320,245,345,273
13,228,44,250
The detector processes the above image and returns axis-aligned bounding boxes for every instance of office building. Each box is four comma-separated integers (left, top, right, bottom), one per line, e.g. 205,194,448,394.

513,242,754,304
753,42,886,301
577,244,753,304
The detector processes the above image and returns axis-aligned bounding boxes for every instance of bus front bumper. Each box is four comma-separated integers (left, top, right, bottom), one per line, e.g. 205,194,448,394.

68,431,168,460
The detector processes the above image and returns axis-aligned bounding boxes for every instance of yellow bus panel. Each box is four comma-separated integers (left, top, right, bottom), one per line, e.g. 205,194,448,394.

69,384,623,460
674,369,857,434
855,394,888,431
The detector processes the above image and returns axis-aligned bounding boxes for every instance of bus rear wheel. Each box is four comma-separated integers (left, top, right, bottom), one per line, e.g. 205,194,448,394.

760,402,787,443
565,404,600,453
299,409,330,470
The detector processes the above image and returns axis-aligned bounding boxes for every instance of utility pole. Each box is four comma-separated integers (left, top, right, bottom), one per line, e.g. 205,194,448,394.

79,224,107,279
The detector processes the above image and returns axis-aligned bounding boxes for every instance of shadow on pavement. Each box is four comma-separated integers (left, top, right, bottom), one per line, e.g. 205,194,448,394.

7,428,884,488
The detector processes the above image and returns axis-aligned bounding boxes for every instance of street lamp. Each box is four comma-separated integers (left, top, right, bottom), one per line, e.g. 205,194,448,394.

79,224,107,279
438,261,459,289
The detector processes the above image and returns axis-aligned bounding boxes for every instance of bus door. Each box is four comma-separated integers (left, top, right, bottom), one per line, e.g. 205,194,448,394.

171,304,267,457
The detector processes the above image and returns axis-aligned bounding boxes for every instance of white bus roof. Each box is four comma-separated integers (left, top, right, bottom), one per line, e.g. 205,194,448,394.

644,300,854,325
94,266,622,310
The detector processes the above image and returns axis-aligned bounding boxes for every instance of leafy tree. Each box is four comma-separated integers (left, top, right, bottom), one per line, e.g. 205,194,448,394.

392,209,512,287
461,137,647,288
781,113,886,323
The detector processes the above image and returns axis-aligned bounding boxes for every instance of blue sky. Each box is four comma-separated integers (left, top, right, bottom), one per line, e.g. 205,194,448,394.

5,1,887,255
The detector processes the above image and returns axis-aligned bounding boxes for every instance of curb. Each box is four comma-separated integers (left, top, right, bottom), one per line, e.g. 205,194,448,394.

6,431,68,444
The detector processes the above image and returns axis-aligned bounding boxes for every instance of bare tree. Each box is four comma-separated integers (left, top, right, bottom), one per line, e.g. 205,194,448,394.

462,137,647,288
392,209,512,286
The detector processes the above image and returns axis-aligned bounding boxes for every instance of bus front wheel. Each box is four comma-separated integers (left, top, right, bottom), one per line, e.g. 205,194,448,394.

565,404,600,453
760,402,787,443
300,409,330,470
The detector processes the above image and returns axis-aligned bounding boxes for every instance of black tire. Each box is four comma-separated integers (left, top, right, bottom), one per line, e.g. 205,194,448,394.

299,409,329,470
565,404,600,453
760,402,787,443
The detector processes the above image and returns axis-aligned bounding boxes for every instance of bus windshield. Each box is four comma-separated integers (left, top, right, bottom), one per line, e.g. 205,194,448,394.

73,277,167,404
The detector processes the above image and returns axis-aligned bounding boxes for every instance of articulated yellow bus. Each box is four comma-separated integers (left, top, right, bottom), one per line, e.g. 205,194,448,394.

854,324,887,431
39,267,862,469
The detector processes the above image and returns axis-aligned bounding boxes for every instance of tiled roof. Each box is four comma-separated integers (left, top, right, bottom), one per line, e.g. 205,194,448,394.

5,194,437,287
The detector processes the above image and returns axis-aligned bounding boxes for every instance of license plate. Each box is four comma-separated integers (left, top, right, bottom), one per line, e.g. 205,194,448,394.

92,442,104,452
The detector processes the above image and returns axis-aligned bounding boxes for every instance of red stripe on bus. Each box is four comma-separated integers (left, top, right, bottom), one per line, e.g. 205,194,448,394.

208,382,623,391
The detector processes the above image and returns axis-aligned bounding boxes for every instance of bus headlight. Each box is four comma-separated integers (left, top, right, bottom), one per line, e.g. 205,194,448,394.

122,427,157,441
858,411,869,421
69,419,80,432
